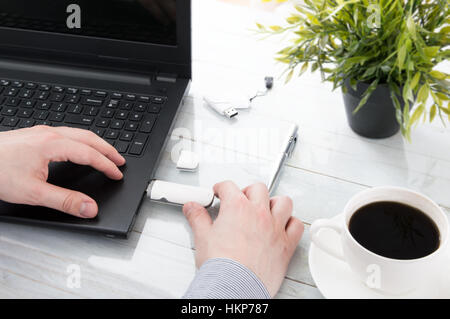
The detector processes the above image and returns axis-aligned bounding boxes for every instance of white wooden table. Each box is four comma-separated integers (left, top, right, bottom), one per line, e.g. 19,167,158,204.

0,0,449,299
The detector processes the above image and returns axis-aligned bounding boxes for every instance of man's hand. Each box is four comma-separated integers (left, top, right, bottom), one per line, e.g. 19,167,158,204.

183,181,304,297
0,126,125,218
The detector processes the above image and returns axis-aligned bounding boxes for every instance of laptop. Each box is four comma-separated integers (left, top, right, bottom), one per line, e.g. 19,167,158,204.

0,0,191,238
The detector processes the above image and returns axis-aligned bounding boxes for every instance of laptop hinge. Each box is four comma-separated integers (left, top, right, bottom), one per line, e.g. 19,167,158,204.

156,73,177,83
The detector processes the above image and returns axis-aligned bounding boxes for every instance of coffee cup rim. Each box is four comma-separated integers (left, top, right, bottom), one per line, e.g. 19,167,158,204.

342,186,449,263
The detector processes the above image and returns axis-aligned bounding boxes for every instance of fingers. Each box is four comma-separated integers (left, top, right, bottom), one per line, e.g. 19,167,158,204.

48,138,123,180
31,181,98,218
213,181,243,202
50,127,126,167
270,196,293,227
286,217,304,249
243,183,270,210
183,202,212,239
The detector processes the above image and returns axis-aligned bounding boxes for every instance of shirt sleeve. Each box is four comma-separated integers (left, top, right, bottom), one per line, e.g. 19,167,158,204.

183,258,271,299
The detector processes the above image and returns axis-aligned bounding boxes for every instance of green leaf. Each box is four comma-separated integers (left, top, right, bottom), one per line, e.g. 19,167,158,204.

299,62,309,75
417,84,429,104
397,44,407,70
285,69,294,83
423,46,440,58
353,79,379,114
269,25,283,32
409,104,425,128
430,104,437,122
429,70,446,80
409,72,421,91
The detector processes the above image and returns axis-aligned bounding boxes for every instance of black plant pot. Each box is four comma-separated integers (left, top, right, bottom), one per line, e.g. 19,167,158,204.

343,79,400,139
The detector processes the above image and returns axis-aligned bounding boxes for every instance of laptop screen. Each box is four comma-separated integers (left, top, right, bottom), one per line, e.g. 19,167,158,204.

0,0,177,46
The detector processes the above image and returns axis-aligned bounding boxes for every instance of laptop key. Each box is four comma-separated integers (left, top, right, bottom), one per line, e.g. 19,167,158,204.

19,89,34,98
125,122,138,131
91,127,105,137
129,134,148,156
96,119,110,128
65,114,94,126
67,104,83,114
115,141,129,154
36,91,50,100
39,84,51,91
2,107,17,116
21,100,36,108
50,93,64,102
140,115,156,133
67,88,78,94
5,97,20,106
129,112,143,121
34,110,49,120
151,96,166,104
11,81,23,88
49,112,65,122
66,95,80,104
134,103,147,112
25,82,37,89
81,97,103,106
119,101,133,110
51,102,67,112
105,130,119,139
3,117,19,127
36,101,52,110
111,120,124,130
19,119,36,128
17,109,33,118
115,110,128,120
83,106,99,116
148,105,161,114
120,132,134,141
100,109,114,118
5,88,19,97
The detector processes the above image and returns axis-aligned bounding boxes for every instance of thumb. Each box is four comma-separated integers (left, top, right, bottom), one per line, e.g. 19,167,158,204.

31,182,98,218
183,202,212,238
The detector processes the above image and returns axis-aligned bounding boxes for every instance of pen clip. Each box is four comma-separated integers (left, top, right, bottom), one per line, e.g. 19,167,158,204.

286,135,298,158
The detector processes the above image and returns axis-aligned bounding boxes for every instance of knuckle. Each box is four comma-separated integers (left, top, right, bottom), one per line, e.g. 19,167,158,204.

40,131,61,143
254,182,268,192
280,196,293,210
62,192,77,213
217,180,234,189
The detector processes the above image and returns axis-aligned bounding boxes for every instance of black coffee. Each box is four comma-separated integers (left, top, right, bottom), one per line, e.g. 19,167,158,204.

349,201,440,260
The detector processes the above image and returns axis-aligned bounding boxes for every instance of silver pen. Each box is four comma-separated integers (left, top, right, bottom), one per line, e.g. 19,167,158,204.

267,124,299,195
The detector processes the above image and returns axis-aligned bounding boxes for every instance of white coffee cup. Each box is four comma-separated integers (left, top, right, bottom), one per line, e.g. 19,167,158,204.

311,186,449,295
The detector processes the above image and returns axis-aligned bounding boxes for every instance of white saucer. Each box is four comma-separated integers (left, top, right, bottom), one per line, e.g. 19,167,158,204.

308,214,450,299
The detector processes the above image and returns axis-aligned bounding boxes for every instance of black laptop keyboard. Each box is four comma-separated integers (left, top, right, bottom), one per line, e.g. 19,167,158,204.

0,79,167,157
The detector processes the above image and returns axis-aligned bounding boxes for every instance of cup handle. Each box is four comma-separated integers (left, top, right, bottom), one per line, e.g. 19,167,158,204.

310,219,345,261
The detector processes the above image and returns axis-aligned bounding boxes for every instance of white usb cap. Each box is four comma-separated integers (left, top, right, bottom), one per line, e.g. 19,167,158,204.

147,180,215,208
176,150,199,172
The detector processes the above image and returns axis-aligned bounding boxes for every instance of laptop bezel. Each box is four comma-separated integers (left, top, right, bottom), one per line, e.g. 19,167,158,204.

0,0,191,78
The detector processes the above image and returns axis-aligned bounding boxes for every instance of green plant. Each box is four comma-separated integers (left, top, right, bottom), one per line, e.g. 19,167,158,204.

259,0,449,138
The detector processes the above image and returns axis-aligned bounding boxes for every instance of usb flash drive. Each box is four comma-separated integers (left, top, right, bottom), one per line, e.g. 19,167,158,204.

147,180,215,208
203,96,239,118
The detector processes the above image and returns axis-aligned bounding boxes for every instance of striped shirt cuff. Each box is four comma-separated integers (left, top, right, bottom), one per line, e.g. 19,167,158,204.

183,258,271,299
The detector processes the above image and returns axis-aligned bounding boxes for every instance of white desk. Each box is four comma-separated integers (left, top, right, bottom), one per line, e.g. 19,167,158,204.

0,1,449,298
